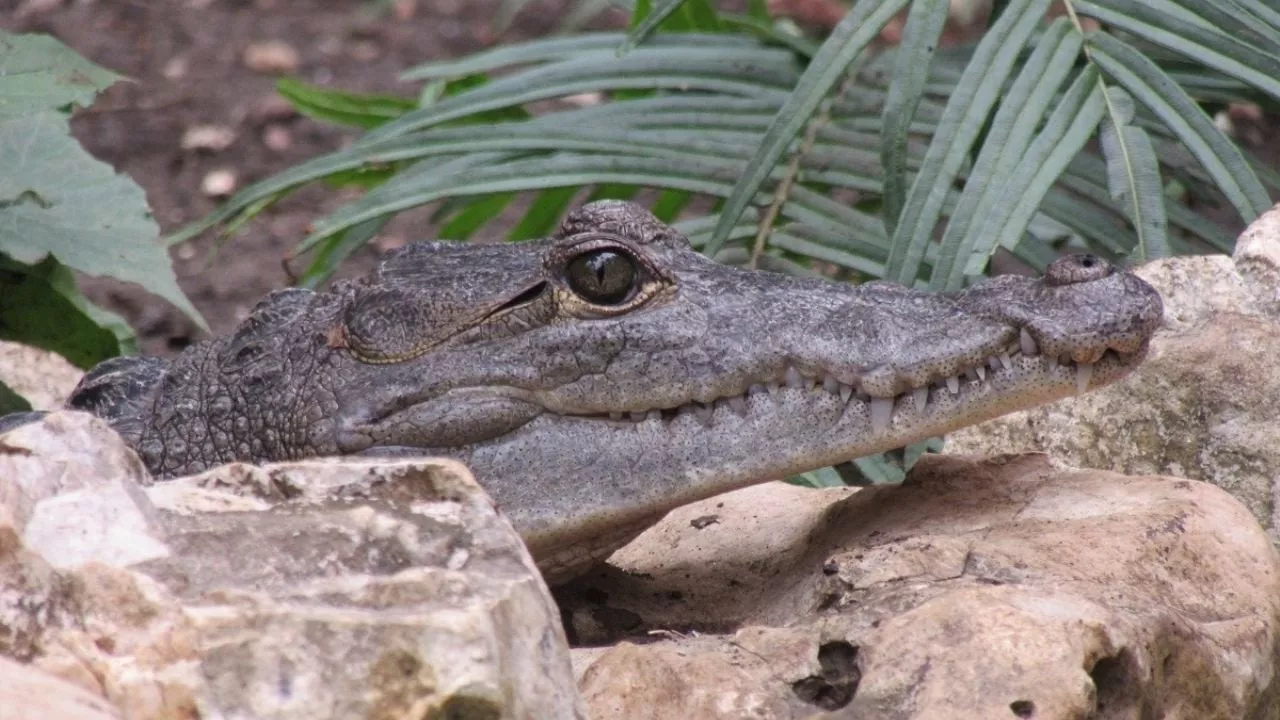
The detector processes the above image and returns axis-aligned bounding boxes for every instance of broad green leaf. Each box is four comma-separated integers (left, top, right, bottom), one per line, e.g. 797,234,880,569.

881,0,949,236
1098,87,1169,260
885,0,1052,285
1085,31,1271,222
0,253,127,368
708,0,911,256
275,77,416,129
0,32,121,116
0,379,31,414
0,32,205,329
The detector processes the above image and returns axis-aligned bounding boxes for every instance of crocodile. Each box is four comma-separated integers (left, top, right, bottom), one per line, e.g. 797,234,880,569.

17,201,1164,582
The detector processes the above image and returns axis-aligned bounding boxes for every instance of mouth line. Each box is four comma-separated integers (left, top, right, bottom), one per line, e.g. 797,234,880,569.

565,334,1140,433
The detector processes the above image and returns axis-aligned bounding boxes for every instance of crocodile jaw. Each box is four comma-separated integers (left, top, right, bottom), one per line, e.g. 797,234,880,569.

466,336,1149,582
432,255,1160,582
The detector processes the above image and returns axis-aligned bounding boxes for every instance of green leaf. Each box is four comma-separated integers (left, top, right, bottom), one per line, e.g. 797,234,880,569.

708,0,912,257
297,215,391,290
0,33,122,116
275,77,416,130
440,193,516,239
1076,0,1280,101
624,0,694,52
881,0,949,237
885,0,1052,285
962,68,1109,276
510,186,580,239
1098,86,1169,261
0,253,127,368
0,379,31,415
931,17,1080,289
0,31,205,330
1085,31,1271,222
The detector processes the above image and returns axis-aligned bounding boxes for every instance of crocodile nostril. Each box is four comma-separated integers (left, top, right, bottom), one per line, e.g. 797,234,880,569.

1044,253,1114,286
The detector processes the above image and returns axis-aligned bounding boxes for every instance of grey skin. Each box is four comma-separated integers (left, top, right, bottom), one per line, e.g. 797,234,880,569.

55,201,1163,582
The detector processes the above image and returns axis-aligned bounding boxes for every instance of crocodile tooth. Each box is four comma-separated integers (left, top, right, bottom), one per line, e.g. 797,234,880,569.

999,353,1014,370
767,382,782,394
748,383,767,395
870,397,894,432
913,386,929,412
823,376,842,395
646,410,662,422
973,365,986,382
1075,363,1093,395
946,375,960,394
987,356,1001,372
728,396,748,416
785,366,805,389
630,410,648,422
839,383,854,404
1045,355,1059,372
1019,328,1039,356
610,411,624,421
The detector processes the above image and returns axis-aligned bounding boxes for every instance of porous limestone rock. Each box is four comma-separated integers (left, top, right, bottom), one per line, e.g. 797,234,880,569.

0,340,84,411
569,454,1280,720
0,411,585,720
947,204,1280,544
0,655,123,720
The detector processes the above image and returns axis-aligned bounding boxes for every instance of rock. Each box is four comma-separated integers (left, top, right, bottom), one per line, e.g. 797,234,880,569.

0,340,83,411
199,169,237,197
179,124,236,152
241,40,300,74
0,656,123,720
946,209,1280,544
572,454,1280,719
0,411,586,719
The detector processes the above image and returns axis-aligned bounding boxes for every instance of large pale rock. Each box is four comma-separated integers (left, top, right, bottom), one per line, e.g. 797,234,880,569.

947,208,1280,544
0,340,83,411
570,454,1280,719
0,411,585,720
0,655,123,720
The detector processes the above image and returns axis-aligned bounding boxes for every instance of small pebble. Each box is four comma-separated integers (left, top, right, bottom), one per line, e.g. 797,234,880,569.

201,169,238,197
181,125,236,152
243,40,300,74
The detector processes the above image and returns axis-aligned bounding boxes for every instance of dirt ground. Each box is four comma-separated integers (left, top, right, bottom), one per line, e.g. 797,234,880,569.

4,0,627,354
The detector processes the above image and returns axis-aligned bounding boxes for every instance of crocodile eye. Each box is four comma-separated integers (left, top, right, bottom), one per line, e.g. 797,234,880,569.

565,248,638,305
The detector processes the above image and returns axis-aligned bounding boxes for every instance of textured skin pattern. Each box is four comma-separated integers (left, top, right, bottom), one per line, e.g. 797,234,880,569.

62,201,1164,581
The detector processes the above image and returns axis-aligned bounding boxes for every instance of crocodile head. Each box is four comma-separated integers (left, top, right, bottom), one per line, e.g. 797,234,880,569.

63,201,1163,582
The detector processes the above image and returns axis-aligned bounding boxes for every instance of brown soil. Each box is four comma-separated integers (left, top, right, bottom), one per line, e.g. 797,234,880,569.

4,0,628,354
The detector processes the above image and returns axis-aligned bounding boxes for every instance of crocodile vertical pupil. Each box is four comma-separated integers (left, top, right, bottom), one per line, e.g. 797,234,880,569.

566,249,637,305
